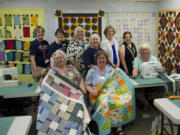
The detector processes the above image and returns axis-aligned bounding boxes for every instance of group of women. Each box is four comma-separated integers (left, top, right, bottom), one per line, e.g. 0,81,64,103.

30,25,165,135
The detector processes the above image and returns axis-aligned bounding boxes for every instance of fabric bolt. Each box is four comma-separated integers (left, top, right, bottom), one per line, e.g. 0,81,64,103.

15,40,23,50
36,69,91,135
6,40,14,49
5,14,12,26
85,68,135,135
17,63,23,74
6,51,14,61
0,29,3,38
24,64,31,74
14,15,21,25
23,41,30,51
15,51,22,61
23,27,30,38
22,15,29,25
0,51,6,61
14,27,21,39
0,41,6,50
31,15,38,26
22,52,30,62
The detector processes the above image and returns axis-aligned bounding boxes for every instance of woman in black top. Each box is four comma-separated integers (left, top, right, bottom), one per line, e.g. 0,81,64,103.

119,31,137,76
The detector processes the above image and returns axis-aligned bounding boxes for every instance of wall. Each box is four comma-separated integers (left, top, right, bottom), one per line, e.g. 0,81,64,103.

0,0,158,43
158,0,180,10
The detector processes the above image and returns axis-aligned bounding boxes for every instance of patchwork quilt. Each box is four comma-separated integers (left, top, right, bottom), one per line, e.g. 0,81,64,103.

55,9,104,42
89,68,136,135
36,69,91,135
158,9,180,74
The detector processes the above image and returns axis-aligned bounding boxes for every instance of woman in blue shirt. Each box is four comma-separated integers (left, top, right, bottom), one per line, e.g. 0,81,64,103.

30,26,49,81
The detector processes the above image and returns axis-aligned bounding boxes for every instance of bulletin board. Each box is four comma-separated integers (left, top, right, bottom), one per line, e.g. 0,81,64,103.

158,9,180,73
0,8,44,83
107,12,157,55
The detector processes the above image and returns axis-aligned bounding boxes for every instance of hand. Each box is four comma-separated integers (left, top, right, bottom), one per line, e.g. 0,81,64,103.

38,78,43,87
91,91,98,97
125,69,129,75
82,89,87,94
131,74,137,79
35,71,41,79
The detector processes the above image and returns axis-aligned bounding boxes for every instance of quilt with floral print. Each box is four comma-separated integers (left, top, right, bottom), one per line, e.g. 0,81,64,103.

36,69,91,135
89,68,135,135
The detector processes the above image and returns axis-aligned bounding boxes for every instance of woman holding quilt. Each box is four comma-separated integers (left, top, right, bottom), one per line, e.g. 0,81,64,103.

85,50,135,135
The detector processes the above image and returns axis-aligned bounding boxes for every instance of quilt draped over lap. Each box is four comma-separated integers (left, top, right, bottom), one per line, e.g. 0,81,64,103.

89,68,136,135
36,69,91,135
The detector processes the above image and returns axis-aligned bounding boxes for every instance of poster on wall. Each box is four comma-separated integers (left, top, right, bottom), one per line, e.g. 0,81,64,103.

107,12,156,55
54,9,105,42
158,9,180,73
0,8,44,82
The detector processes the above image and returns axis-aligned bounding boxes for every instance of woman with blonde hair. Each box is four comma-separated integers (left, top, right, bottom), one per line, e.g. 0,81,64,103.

132,43,165,111
67,26,89,75
101,25,120,68
30,26,49,81
83,33,102,73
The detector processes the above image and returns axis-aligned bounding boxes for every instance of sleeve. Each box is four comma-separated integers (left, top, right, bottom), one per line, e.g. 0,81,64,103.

85,68,94,85
73,66,82,83
30,41,38,55
67,42,75,61
47,44,54,58
133,57,139,68
83,48,93,66
100,41,108,53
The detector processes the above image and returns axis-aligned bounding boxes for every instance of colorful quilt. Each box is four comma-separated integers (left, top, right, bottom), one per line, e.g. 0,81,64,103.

89,68,135,135
55,9,104,42
36,69,91,135
158,9,180,74
107,12,156,55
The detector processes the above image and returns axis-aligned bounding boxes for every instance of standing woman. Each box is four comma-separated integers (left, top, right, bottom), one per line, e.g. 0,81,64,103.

83,33,102,73
30,26,49,81
101,25,120,68
67,26,89,75
119,31,137,76
47,28,68,68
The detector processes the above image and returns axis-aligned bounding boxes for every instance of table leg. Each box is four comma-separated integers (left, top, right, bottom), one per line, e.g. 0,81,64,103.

178,125,180,135
161,113,164,135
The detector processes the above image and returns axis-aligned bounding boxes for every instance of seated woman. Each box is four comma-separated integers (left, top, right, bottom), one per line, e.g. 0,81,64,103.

83,33,102,74
132,43,165,111
85,50,135,135
47,49,86,94
37,49,91,134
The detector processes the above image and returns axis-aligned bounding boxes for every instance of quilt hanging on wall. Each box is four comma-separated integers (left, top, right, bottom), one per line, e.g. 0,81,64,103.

107,12,156,55
158,9,180,74
0,8,44,82
55,9,104,42
0,8,44,41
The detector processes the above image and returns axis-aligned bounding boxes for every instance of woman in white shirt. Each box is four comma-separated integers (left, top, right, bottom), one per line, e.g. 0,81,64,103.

101,26,120,68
